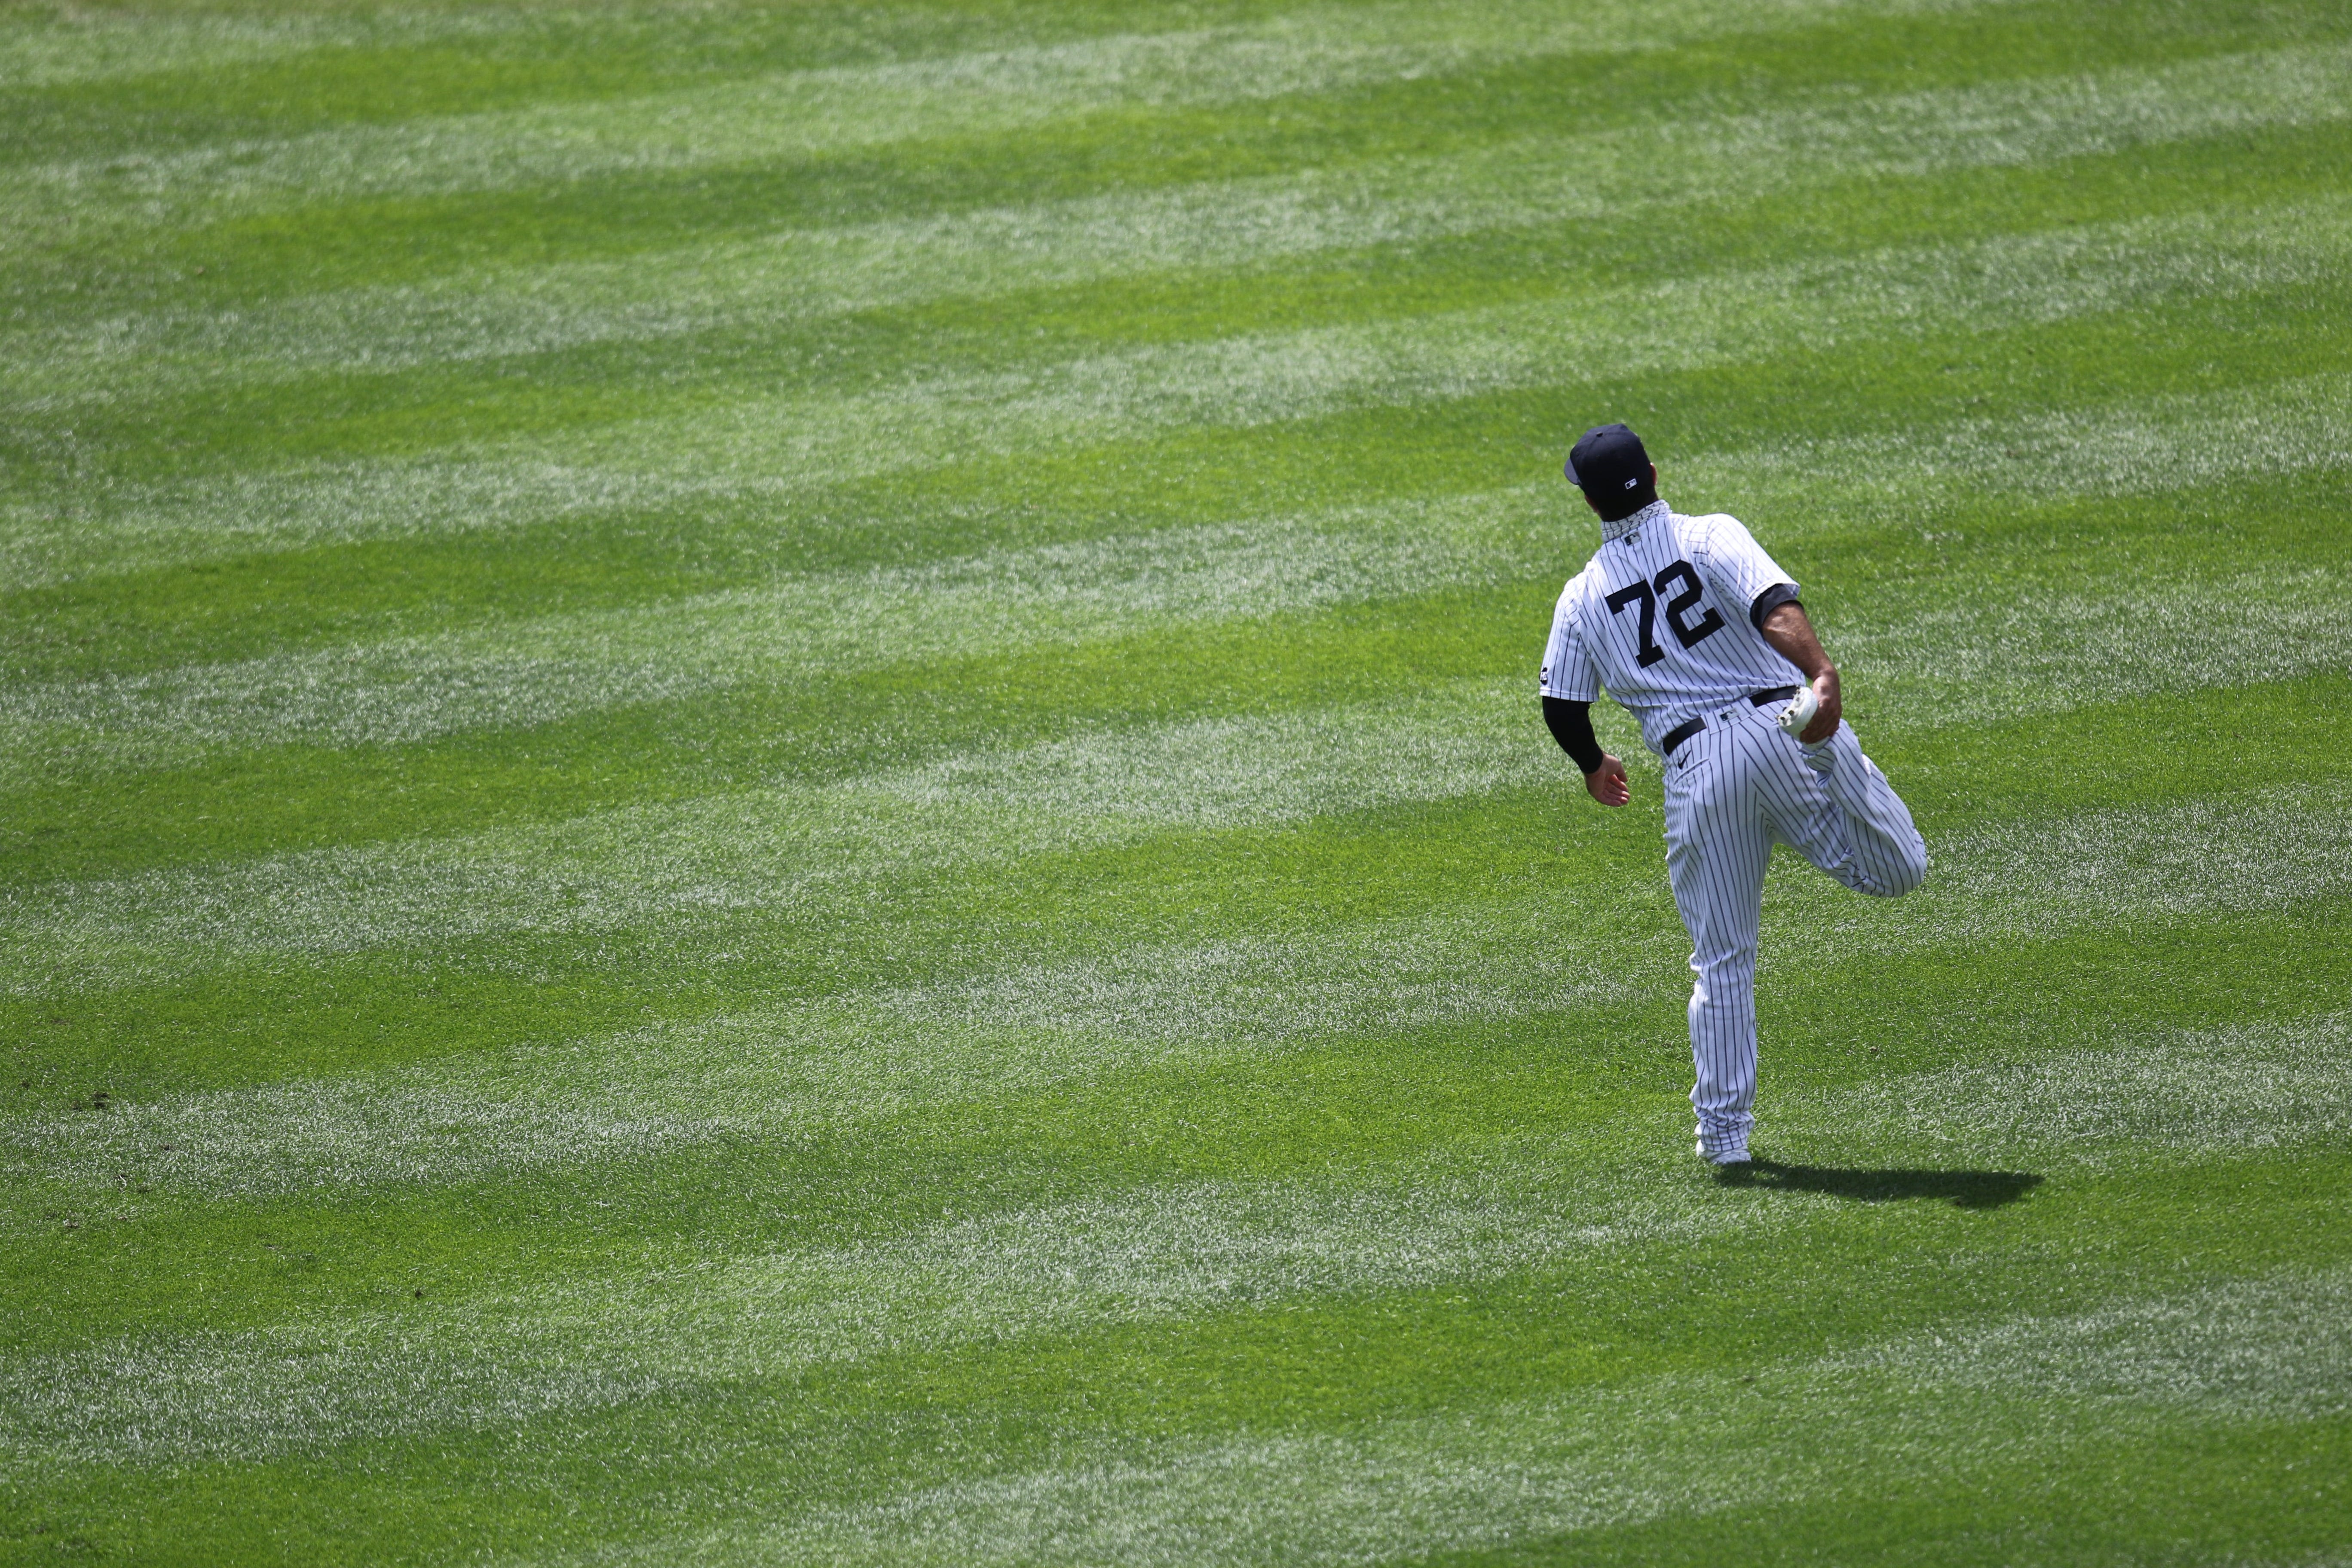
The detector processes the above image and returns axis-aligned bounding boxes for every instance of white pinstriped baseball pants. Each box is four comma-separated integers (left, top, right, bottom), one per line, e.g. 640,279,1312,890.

1661,701,1927,1158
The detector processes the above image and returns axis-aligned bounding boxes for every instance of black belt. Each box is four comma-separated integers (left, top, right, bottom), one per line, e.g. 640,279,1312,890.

1661,687,1799,755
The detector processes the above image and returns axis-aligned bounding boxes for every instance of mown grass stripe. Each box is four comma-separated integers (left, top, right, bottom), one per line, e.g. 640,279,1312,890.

9,778,2346,1199
0,0,2017,238
459,202,2348,478
0,1,1197,110
0,679,1566,989
0,1147,1738,1464
4,377,2344,776
642,1267,2350,1568
6,1060,2342,1470
12,42,2345,399
12,888,1675,1194
1807,1015,2352,1167
0,495,1562,760
6,205,2346,594
5,666,2346,992
0,8,499,92
15,672,2330,1118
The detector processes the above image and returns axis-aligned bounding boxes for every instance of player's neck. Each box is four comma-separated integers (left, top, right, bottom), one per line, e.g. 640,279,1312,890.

1599,497,1668,543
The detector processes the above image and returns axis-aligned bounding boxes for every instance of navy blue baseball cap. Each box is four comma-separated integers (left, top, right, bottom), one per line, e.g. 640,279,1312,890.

1563,423,1651,498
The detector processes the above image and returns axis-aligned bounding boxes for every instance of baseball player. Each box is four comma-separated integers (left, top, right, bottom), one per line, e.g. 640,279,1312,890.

1538,423,1927,1166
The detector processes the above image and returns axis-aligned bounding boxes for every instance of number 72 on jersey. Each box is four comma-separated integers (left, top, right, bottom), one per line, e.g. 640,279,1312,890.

1606,560,1724,668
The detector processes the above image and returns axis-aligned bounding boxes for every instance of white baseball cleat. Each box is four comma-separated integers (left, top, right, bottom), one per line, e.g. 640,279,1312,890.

1697,1138,1751,1167
1776,683,1821,736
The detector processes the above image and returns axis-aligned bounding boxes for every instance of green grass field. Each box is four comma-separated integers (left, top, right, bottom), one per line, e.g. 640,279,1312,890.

4,0,2350,1560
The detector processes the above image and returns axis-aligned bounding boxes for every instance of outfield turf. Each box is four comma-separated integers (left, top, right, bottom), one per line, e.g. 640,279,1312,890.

3,0,2350,1560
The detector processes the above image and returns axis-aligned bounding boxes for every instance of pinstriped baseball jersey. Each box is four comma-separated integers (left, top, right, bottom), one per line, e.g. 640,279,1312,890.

1538,500,1804,756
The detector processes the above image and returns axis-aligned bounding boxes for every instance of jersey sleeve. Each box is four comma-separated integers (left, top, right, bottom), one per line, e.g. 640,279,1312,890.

1690,514,1797,616
1537,584,1601,702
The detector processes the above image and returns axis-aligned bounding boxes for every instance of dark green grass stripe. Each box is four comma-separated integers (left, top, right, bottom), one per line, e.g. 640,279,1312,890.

7,997,2340,1333
12,1,2347,321
16,64,2348,471
8,899,2341,1348
27,1384,2352,1568
0,580,1538,883
2,673,2337,1108
5,266,2346,766
1414,1420,2352,1568
753,282,2352,575
0,426,2337,900
21,112,2352,499
0,0,1246,165
13,236,2342,661
11,1148,2346,1563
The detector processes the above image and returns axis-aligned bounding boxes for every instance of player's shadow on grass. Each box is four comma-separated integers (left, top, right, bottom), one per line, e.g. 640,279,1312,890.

1716,1159,2041,1210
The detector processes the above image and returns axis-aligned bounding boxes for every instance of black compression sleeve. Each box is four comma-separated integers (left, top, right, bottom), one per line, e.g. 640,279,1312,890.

1749,582,1801,630
1541,695,1606,775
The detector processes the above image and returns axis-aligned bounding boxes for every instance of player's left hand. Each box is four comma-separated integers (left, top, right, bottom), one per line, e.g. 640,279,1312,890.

1798,670,1841,744
1585,753,1630,807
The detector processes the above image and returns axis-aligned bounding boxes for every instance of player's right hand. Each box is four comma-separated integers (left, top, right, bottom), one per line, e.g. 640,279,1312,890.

1585,754,1631,807
1798,669,1842,744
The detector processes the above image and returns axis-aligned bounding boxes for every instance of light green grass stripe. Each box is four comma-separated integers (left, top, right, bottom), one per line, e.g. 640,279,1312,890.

7,199,2343,589
1806,1015,2352,1169
5,375,2347,776
1717,368,2352,514
0,458,672,591
6,1046,2343,1470
0,6,596,91
15,891,1669,1196
0,492,1559,762
0,0,1995,235
5,632,2348,989
0,13,438,93
1823,560,2351,726
603,1267,2352,1568
15,43,2345,397
0,679,1561,990
452,201,2352,477
11,784,2347,1197
3,663,2346,1004
0,1145,1764,1463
